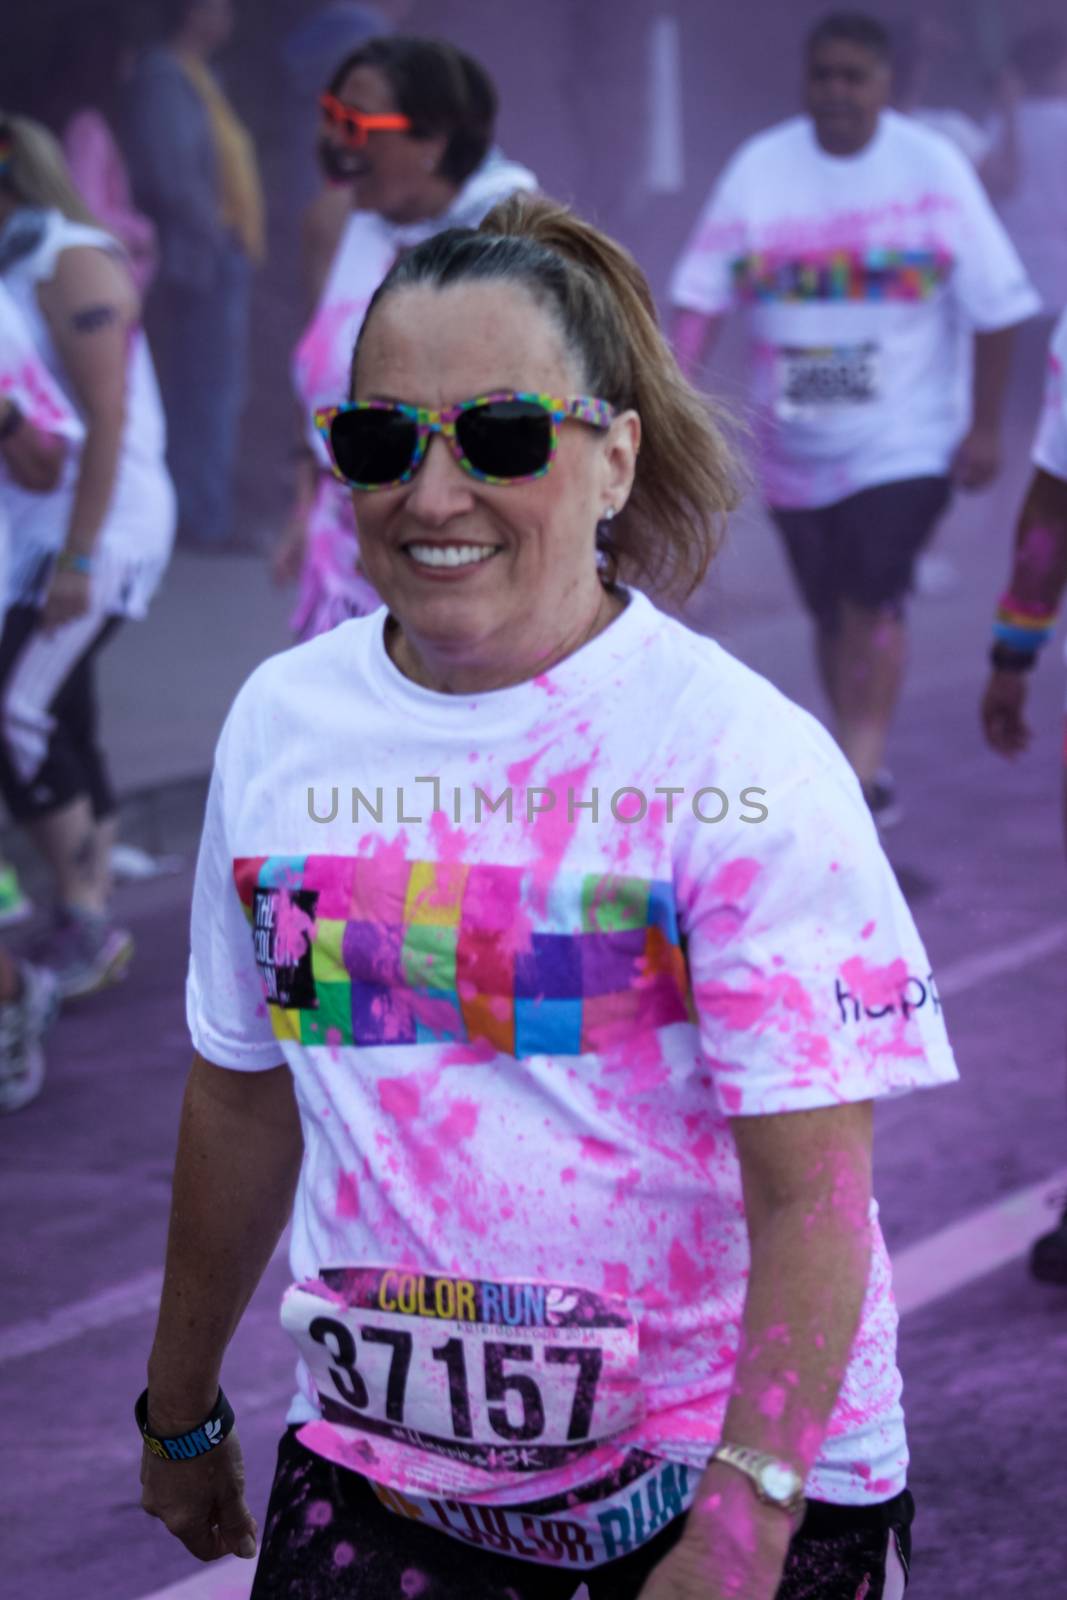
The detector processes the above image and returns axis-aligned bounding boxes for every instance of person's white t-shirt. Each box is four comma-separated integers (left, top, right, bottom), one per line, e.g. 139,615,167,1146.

0,281,84,611
1032,311,1067,481
0,210,175,617
187,589,958,1531
670,111,1039,509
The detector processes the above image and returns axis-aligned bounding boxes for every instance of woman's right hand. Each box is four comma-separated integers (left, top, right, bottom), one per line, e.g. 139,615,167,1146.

141,1427,258,1563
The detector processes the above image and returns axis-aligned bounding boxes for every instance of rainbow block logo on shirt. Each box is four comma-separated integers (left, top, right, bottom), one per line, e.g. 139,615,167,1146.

730,246,954,303
234,856,691,1057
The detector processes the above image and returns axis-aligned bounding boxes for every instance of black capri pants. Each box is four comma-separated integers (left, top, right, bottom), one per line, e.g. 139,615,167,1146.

0,603,121,823
250,1429,913,1599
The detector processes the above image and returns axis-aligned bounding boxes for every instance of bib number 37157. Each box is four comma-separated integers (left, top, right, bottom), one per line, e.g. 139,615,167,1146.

282,1268,643,1474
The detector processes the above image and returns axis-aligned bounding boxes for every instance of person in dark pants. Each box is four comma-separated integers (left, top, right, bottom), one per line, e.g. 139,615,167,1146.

123,0,264,549
670,10,1039,828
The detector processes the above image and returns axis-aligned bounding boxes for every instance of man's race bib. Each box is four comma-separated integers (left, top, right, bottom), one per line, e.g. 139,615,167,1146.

774,342,882,420
282,1268,644,1493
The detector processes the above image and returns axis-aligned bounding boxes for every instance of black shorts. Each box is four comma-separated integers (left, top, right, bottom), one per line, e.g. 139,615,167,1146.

249,1428,913,1599
770,476,952,629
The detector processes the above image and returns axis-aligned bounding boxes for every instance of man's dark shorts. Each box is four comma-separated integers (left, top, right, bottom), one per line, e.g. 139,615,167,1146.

769,476,953,630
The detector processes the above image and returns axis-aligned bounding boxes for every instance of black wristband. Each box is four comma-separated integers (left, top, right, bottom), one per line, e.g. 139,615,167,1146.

0,401,23,443
990,643,1039,674
135,1387,235,1461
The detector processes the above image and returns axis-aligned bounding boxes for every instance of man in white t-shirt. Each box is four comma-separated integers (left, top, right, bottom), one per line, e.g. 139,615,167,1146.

670,9,1039,827
980,310,1067,1286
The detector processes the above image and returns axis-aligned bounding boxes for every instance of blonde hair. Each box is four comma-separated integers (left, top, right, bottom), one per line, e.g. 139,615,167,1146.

355,193,743,600
0,114,99,227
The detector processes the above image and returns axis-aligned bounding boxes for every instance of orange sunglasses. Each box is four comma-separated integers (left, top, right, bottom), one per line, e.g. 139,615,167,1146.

319,92,412,147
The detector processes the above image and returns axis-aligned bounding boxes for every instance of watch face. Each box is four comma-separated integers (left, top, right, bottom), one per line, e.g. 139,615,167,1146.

759,1461,802,1503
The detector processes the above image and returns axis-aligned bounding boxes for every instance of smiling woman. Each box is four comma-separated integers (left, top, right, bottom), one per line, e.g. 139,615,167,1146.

143,194,955,1600
280,36,537,641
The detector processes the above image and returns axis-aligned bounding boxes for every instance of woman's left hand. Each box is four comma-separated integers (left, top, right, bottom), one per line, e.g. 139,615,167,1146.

42,566,92,631
637,1476,793,1600
637,1526,790,1600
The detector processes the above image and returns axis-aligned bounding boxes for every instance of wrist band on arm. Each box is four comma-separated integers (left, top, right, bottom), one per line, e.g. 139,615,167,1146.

990,643,1039,673
135,1387,235,1461
992,593,1058,657
55,550,94,576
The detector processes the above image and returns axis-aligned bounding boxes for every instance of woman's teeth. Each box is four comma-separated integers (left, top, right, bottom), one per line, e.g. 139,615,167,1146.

406,544,498,568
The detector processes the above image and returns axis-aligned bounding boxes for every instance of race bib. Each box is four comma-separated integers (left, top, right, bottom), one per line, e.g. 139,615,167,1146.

283,1268,644,1484
774,342,882,420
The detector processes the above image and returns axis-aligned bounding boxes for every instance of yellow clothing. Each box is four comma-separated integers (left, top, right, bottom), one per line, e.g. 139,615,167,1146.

177,53,266,265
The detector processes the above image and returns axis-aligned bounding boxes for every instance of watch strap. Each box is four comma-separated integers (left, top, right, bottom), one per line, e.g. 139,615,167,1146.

135,1387,235,1461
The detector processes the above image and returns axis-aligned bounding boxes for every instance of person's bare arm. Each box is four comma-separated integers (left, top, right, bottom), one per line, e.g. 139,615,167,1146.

952,325,1020,490
640,1102,874,1600
982,467,1067,755
670,309,725,384
141,1053,302,1563
0,395,67,491
37,246,138,626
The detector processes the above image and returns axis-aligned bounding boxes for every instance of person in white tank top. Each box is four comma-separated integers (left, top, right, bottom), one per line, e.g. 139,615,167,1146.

275,35,536,641
0,115,175,1002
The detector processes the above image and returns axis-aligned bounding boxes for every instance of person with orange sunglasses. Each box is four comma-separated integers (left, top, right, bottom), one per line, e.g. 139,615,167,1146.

275,36,536,641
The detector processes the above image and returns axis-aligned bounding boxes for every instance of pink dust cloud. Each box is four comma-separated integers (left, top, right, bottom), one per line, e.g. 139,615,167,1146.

336,1171,360,1219
273,892,316,965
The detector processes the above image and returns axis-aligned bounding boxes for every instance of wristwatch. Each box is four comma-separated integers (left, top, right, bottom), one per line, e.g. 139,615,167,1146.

710,1442,807,1520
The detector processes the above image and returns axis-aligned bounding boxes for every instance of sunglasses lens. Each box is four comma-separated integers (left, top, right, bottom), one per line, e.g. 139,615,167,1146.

456,399,553,480
330,408,418,486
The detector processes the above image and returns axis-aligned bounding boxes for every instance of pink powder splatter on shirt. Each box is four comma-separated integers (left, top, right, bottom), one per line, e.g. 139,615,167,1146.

667,1236,705,1299
400,1569,429,1597
860,921,876,940
437,1099,479,1145
306,1499,333,1528
602,1262,632,1297
332,1542,356,1569
580,1136,619,1164
379,1076,421,1120
336,1171,360,1219
838,955,910,1009
274,892,316,965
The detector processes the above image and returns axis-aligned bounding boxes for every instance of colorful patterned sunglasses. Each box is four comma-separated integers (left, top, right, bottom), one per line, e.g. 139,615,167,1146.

314,392,618,491
319,92,412,148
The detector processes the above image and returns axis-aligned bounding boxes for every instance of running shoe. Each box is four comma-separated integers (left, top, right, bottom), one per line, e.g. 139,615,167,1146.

0,961,60,1114
863,770,903,831
35,907,134,1000
1029,1206,1067,1286
0,863,33,927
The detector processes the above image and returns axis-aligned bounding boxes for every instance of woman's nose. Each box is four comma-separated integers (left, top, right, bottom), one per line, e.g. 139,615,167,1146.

404,434,476,522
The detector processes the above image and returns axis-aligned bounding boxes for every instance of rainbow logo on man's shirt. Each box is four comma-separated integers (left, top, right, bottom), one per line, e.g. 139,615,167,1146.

731,247,953,303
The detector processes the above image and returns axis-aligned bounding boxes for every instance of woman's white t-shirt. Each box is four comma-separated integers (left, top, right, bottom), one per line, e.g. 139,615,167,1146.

670,111,1039,509
0,210,175,617
187,589,958,1520
0,281,84,608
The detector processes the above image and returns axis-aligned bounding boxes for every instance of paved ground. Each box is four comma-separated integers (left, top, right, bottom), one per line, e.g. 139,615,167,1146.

2,349,1066,1597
